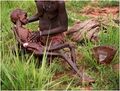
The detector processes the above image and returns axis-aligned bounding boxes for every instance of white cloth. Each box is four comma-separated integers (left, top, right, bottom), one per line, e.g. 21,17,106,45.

23,43,28,47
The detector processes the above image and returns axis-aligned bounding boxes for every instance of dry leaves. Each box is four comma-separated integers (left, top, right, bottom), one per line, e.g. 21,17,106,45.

92,46,117,64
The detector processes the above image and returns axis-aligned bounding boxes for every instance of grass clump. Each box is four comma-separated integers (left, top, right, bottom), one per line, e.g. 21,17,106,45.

98,0,119,7
1,1,119,90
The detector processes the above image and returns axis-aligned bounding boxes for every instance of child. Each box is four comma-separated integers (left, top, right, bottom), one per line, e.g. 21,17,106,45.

10,9,94,82
10,9,75,57
10,9,44,54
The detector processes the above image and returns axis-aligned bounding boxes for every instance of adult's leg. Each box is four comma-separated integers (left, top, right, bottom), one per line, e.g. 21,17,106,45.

45,36,94,82
31,44,94,83
47,42,71,51
47,42,76,63
39,51,78,75
49,42,94,82
60,52,95,83
42,44,82,78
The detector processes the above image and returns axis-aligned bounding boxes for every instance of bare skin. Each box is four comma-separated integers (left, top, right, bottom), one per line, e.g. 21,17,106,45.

27,1,68,46
11,9,81,78
11,6,93,82
10,9,74,59
11,9,94,83
26,1,94,82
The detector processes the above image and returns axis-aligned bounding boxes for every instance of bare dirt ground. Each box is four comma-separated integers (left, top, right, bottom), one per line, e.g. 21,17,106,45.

81,6,119,18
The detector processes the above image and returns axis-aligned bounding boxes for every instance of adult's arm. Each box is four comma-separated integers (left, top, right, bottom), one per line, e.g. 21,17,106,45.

27,13,39,23
27,1,43,23
29,1,68,40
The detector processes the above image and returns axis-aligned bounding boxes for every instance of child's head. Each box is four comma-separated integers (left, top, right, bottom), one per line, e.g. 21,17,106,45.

10,9,27,24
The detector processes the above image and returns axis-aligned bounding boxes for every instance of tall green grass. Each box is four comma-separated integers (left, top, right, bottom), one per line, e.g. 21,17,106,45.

1,1,119,90
77,16,119,90
1,1,63,90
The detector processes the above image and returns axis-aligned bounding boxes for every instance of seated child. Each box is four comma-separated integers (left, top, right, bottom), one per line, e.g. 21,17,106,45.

10,9,95,82
10,9,44,54
10,9,76,57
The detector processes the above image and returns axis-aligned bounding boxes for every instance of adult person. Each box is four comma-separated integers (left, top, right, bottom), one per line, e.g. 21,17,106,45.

26,0,94,83
27,0,68,47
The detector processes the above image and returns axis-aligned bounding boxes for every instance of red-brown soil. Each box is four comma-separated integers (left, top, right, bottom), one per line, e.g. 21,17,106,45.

82,6,119,18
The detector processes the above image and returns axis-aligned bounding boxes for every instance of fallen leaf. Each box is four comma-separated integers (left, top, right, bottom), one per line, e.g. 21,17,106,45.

92,46,117,64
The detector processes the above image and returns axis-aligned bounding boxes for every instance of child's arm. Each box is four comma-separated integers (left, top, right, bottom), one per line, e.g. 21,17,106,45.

12,26,24,45
27,13,39,23
12,26,29,46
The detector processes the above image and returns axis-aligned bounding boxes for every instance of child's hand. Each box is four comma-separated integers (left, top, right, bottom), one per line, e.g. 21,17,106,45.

23,42,41,52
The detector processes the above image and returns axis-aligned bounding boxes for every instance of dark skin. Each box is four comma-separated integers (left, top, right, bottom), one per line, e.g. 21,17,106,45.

27,0,68,44
12,17,84,81
11,9,74,62
11,9,82,79
13,21,81,78
25,1,94,82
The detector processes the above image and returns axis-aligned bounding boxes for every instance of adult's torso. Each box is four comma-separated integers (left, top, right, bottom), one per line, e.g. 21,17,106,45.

35,1,60,31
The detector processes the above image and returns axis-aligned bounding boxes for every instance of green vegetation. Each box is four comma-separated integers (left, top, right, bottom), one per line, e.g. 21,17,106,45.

98,0,119,7
1,1,119,90
66,1,90,12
